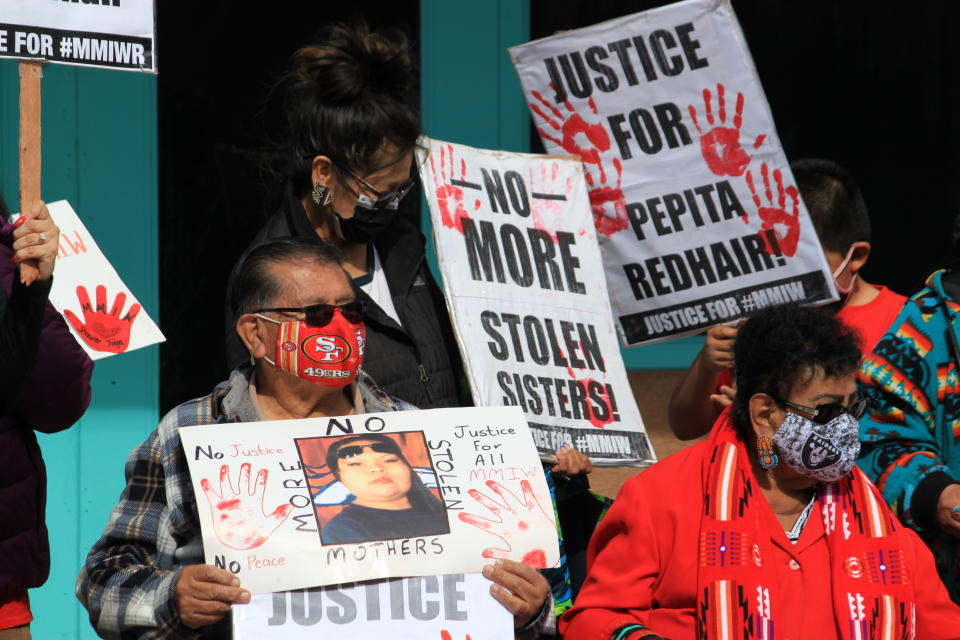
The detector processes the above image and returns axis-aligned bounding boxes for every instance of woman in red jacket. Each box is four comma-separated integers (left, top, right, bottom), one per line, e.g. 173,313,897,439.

560,304,960,640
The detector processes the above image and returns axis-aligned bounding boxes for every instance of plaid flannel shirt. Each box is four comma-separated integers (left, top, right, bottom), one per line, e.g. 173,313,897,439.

75,366,412,639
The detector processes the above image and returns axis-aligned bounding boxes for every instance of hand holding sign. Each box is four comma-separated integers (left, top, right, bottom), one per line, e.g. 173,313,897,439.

482,559,550,631
175,564,250,630
200,463,292,550
746,163,801,257
529,91,628,236
688,83,765,177
11,201,59,284
63,284,141,353
459,480,559,569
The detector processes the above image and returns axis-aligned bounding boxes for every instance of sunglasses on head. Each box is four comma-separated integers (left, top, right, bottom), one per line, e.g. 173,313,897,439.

336,442,400,459
777,396,868,425
255,301,365,327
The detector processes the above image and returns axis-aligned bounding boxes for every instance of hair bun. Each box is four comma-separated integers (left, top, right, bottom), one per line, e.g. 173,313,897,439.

290,23,414,105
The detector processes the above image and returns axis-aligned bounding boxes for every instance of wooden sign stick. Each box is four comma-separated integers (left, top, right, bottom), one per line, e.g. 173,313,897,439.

18,60,43,285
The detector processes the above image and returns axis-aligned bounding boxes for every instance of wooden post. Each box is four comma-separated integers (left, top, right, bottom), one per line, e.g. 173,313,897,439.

18,60,43,284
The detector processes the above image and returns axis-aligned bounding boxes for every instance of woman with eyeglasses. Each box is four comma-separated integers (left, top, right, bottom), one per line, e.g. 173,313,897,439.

560,304,960,640
319,434,449,545
225,22,464,410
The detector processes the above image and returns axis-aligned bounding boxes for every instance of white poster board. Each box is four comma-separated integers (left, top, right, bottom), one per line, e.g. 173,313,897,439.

418,137,654,466
0,0,156,72
233,574,512,640
178,406,559,594
510,0,837,346
36,200,164,359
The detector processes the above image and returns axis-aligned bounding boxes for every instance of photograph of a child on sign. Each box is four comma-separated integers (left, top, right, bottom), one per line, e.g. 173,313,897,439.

295,432,450,545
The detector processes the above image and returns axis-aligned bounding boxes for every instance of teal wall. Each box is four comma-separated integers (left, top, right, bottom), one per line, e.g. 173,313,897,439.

0,61,159,639
418,1,703,370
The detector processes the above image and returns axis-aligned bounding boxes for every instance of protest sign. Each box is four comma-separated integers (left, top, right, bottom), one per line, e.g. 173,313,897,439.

0,0,156,72
178,406,559,594
510,0,838,346
233,574,512,640
417,137,654,466
31,200,164,359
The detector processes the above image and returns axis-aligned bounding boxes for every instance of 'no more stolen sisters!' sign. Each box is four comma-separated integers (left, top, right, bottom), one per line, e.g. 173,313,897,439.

511,0,837,346
418,138,654,466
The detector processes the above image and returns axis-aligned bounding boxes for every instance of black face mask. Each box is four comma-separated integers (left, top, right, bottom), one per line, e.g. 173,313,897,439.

336,200,398,244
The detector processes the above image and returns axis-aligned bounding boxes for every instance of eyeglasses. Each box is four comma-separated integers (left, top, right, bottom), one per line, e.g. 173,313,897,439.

776,396,868,424
336,442,400,459
255,301,365,327
333,162,416,210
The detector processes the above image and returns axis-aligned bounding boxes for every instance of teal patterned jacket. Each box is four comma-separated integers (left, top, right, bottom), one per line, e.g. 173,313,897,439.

857,268,960,602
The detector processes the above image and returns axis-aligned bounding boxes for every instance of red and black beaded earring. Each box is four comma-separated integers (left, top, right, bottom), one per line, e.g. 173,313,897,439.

757,434,779,470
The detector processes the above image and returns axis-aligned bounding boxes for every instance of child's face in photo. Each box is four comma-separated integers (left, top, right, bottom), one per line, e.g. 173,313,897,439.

338,439,413,508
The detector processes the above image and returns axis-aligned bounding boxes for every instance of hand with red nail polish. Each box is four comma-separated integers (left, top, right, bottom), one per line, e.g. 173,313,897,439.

11,200,58,284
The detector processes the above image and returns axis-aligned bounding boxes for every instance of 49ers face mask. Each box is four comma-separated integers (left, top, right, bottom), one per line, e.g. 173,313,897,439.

256,308,365,387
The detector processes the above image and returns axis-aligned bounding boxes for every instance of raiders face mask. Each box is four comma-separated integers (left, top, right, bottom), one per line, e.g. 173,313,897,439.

773,412,861,483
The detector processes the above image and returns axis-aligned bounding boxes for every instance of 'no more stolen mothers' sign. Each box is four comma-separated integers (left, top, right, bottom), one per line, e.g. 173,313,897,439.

1,0,156,72
418,137,654,466
510,0,837,345
180,406,560,594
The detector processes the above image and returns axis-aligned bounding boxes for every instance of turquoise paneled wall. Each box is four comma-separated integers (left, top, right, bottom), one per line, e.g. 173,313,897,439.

0,61,158,639
418,1,702,370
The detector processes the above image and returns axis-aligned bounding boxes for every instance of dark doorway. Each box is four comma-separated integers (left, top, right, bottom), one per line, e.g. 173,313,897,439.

157,2,419,412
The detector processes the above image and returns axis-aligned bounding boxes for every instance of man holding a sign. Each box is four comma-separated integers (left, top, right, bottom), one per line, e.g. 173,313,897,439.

77,239,551,638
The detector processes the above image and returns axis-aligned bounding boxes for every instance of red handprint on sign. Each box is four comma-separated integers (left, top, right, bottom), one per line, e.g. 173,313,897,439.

527,161,576,240
440,631,472,640
530,89,628,236
429,144,480,235
63,284,141,353
201,463,292,550
688,83,766,177
459,480,559,569
745,163,802,257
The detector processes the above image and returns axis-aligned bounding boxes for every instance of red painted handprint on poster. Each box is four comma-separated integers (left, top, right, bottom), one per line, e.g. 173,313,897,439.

201,463,293,550
429,144,480,234
745,163,802,257
688,83,766,177
529,90,628,236
63,284,141,353
527,161,576,240
459,480,559,569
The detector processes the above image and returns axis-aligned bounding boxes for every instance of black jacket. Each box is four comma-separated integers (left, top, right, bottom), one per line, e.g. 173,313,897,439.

225,186,465,408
